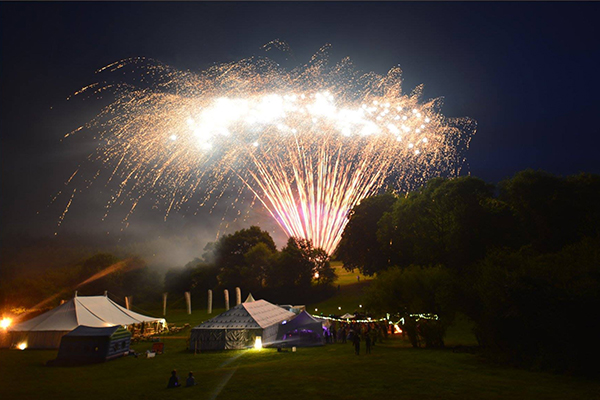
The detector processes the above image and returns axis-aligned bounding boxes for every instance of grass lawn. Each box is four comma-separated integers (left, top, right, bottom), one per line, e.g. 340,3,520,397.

2,335,600,400
2,263,598,399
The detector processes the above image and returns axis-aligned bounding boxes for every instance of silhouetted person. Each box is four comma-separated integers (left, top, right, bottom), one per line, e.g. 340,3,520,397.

331,326,337,343
404,316,419,348
352,331,361,355
186,371,196,387
365,331,372,354
370,327,377,346
167,370,180,388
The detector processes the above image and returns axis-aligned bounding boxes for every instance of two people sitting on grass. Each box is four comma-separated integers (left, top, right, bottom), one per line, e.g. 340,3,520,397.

167,370,197,388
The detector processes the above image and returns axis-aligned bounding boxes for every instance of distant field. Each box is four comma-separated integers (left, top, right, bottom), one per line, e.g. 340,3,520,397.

2,264,598,399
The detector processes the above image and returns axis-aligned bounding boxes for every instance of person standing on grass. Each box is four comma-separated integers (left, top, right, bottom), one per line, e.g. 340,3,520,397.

352,330,361,355
340,325,347,344
370,326,377,347
167,370,180,388
330,325,336,344
365,329,372,354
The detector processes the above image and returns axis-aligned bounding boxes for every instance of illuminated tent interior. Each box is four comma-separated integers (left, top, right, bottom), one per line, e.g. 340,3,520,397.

9,293,165,349
189,298,294,351
277,310,325,347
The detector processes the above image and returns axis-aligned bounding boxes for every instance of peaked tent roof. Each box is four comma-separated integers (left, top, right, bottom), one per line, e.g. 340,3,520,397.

10,295,165,332
64,325,129,338
194,299,294,330
283,310,323,329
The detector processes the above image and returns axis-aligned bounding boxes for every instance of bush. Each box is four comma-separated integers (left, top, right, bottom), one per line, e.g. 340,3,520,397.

471,237,600,375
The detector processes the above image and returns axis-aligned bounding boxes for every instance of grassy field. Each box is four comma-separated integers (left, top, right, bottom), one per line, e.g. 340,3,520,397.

1,264,599,399
2,334,600,400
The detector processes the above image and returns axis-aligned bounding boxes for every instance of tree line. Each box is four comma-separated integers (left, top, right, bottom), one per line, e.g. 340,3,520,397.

1,228,336,311
165,228,336,306
337,169,600,375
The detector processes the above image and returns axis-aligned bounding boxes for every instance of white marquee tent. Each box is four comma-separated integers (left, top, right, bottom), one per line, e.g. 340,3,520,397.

9,293,166,349
190,298,294,351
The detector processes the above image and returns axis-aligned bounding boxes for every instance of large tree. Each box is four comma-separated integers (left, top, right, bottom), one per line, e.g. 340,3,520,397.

208,226,277,290
499,170,600,253
336,192,396,276
378,176,517,272
268,237,315,289
268,237,336,290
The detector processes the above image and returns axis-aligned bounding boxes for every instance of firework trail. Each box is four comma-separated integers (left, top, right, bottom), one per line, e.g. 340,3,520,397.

62,43,475,254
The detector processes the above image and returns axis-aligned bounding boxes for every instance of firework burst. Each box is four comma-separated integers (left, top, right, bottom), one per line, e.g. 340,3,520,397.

62,43,475,254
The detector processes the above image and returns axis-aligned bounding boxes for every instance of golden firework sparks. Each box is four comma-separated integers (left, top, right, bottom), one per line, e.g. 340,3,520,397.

63,44,475,254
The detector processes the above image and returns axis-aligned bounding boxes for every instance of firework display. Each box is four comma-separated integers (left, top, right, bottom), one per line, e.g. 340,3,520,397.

64,44,475,254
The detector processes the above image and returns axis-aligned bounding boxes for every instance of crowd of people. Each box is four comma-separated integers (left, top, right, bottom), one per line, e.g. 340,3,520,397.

323,319,393,355
167,318,398,388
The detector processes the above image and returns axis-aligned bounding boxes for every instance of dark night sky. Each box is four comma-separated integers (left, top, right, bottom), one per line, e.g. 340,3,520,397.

1,2,599,265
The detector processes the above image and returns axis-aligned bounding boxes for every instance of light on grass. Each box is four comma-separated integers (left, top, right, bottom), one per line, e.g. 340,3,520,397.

17,342,27,350
254,336,262,350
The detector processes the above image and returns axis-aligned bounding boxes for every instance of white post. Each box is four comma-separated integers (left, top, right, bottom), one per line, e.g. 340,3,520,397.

236,287,241,306
125,296,131,310
162,293,168,316
185,291,192,315
207,290,213,314
224,289,230,311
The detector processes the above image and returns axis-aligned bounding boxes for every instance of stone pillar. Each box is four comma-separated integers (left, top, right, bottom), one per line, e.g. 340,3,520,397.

224,289,230,311
185,291,192,315
162,293,168,316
